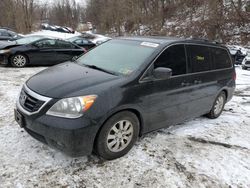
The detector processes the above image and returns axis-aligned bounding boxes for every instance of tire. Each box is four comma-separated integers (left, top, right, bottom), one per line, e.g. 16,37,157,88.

11,54,28,67
206,91,226,119
95,111,139,160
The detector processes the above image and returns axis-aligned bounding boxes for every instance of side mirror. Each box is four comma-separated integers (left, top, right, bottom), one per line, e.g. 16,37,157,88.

153,67,172,80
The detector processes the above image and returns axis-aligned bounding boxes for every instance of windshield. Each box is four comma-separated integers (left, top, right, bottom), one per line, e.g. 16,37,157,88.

76,40,157,75
16,36,45,45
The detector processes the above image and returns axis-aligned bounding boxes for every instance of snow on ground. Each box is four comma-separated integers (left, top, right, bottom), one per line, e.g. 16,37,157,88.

0,66,250,187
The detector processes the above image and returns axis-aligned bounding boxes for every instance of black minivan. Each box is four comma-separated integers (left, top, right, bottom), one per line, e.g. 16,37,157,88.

15,37,235,160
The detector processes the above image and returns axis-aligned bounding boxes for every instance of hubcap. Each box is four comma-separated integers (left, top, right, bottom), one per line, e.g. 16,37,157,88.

13,55,26,67
214,96,224,115
107,120,133,152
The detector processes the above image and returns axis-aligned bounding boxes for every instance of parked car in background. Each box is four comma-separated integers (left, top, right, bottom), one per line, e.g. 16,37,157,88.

227,45,247,65
242,54,250,70
67,36,96,50
94,38,111,45
81,32,111,45
15,37,235,160
41,24,75,34
0,36,85,67
0,28,23,41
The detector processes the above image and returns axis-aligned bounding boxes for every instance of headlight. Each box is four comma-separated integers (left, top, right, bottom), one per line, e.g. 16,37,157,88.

46,95,97,118
0,49,11,54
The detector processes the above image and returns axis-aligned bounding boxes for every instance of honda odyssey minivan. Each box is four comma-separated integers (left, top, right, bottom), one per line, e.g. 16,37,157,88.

15,37,235,160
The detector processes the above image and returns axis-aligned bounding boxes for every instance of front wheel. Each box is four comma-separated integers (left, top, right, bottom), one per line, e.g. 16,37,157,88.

206,91,226,119
95,111,139,160
11,54,28,67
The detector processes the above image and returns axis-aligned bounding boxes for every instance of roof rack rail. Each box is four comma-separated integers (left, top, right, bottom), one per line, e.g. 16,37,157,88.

188,37,222,44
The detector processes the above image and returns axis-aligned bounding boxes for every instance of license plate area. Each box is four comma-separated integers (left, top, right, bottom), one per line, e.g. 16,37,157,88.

14,109,25,128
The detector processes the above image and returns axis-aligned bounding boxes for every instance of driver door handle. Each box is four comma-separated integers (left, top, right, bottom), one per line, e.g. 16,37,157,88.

181,82,190,87
194,80,202,84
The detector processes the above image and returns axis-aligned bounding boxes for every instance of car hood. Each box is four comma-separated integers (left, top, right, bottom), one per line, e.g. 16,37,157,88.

26,62,119,98
0,41,20,49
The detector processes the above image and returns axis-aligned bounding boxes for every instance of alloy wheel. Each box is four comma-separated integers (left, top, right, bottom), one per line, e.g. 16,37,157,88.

13,55,27,67
106,120,134,152
214,95,224,115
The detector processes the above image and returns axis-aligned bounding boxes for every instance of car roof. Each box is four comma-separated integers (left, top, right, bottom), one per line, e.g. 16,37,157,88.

119,36,226,48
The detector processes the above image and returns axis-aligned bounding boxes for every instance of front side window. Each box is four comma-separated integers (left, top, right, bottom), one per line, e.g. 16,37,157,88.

186,45,211,73
154,44,187,76
34,39,56,48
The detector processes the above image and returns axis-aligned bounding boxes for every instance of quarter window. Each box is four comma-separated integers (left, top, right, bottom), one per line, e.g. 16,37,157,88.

154,44,187,76
186,45,211,73
34,39,56,48
210,48,232,69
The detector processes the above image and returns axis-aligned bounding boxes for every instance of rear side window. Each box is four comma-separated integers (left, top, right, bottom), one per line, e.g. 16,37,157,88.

56,40,74,49
186,45,211,73
210,48,232,69
154,44,187,76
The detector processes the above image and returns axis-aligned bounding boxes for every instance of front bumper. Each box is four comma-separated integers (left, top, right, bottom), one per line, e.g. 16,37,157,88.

15,92,99,157
0,55,9,65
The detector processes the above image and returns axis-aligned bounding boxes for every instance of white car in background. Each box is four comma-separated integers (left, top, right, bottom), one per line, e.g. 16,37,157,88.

242,54,250,70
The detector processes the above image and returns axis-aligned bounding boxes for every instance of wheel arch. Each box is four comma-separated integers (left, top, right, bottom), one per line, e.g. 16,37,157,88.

93,107,145,152
221,89,228,100
9,52,30,65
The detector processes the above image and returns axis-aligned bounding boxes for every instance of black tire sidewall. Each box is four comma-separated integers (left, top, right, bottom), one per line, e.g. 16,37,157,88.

11,54,28,67
95,111,139,160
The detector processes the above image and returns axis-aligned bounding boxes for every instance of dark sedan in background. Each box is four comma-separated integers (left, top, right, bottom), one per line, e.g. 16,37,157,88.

0,28,23,41
0,36,86,67
67,36,96,50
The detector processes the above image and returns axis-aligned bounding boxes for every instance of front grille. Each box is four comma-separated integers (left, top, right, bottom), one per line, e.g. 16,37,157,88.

19,89,45,112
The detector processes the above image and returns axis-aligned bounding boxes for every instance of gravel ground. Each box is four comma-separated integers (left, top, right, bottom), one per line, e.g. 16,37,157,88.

0,66,250,188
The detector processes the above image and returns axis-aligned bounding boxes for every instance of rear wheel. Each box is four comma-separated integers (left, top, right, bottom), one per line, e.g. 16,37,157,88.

11,54,28,67
206,91,226,119
95,111,139,160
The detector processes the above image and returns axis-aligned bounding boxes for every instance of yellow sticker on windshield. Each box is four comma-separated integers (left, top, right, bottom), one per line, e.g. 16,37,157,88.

141,42,159,48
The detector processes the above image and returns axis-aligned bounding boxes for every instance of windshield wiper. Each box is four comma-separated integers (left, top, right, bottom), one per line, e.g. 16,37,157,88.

83,64,119,76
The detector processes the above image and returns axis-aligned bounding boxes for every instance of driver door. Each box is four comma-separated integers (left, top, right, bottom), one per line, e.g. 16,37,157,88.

141,44,198,132
29,39,58,65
